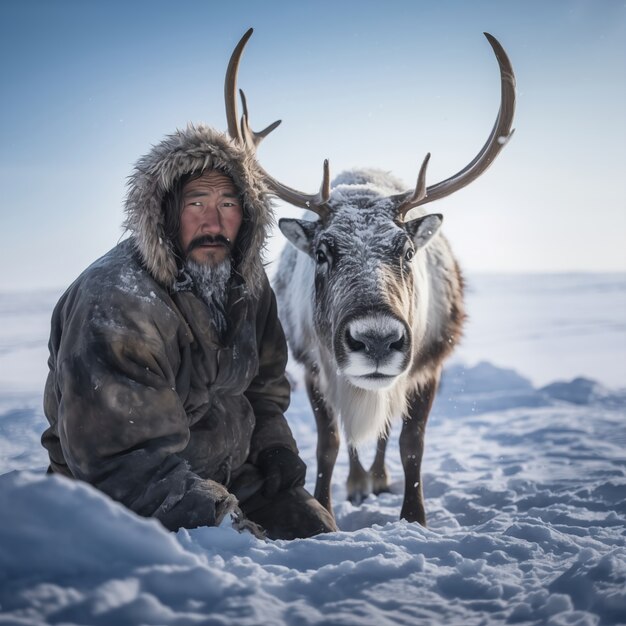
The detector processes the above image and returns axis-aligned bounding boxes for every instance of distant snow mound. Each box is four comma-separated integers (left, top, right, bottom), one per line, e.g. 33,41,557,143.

436,362,547,418
442,361,534,394
539,377,611,404
437,364,626,418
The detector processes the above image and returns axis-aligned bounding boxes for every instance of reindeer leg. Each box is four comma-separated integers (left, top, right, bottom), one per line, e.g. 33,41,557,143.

347,447,371,505
399,376,439,525
369,424,391,495
305,367,339,518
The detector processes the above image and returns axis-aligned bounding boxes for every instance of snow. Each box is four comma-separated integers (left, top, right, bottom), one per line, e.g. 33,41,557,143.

1,273,625,626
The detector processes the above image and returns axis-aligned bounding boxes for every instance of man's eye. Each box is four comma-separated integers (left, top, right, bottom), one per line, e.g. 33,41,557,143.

190,201,203,207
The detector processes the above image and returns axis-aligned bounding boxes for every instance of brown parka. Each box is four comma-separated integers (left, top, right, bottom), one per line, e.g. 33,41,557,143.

42,125,299,531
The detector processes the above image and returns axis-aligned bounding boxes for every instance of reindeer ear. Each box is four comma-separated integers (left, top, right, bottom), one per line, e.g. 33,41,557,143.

405,214,443,249
278,218,317,256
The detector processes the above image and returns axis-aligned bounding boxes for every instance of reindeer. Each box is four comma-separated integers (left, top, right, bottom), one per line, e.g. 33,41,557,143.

224,29,515,524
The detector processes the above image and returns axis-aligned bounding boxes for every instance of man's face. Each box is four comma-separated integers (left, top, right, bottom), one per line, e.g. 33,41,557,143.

179,170,243,266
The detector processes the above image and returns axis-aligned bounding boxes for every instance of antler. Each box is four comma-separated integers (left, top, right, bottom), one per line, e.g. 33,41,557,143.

396,32,516,219
396,153,431,220
225,29,516,222
225,28,331,219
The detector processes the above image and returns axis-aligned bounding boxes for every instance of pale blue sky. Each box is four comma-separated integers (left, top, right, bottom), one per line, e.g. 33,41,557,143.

1,0,624,290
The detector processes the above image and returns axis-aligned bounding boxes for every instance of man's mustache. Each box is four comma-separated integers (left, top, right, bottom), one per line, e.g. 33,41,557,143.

186,234,232,255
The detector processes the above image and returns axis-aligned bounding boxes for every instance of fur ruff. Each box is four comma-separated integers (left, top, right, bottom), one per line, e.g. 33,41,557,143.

123,124,272,299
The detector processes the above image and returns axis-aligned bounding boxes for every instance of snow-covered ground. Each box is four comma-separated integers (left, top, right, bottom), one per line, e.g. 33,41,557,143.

1,273,625,626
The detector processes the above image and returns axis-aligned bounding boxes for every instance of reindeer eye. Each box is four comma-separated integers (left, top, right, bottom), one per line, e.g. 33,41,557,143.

316,249,328,265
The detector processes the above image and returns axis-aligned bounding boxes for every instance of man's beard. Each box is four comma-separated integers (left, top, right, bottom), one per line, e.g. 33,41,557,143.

185,258,231,340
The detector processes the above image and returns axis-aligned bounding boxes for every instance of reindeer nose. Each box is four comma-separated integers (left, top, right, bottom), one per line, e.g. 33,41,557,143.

345,326,405,360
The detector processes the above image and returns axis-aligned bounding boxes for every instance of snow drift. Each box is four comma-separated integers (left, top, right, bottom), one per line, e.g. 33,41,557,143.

1,274,625,625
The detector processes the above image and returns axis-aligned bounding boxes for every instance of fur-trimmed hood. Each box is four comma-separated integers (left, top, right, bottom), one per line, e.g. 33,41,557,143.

124,124,272,299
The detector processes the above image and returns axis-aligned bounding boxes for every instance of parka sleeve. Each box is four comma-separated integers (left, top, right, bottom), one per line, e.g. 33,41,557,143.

245,275,298,462
46,280,237,531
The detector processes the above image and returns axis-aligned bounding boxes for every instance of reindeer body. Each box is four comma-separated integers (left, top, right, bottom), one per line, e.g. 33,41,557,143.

273,170,464,522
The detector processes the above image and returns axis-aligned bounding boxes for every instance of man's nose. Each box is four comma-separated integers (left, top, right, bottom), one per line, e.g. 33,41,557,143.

199,205,222,233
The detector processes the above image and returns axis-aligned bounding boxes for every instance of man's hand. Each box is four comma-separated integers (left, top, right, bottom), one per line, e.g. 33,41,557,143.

257,447,307,497
230,506,267,540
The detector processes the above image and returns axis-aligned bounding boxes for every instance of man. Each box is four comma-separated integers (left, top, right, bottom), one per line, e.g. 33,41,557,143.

41,124,337,539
